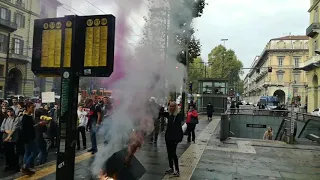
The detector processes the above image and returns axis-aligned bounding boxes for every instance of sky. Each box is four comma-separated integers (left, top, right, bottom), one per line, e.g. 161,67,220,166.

57,0,310,77
193,0,309,76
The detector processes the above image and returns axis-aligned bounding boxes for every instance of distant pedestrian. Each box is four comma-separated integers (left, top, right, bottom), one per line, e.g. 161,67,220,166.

263,127,273,140
207,102,213,121
86,99,101,154
186,104,198,143
77,104,87,150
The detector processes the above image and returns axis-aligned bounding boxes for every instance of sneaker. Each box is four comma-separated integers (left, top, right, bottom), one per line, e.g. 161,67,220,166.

83,146,87,150
87,148,93,152
164,168,174,175
91,149,98,154
173,171,180,177
21,168,35,175
76,147,80,150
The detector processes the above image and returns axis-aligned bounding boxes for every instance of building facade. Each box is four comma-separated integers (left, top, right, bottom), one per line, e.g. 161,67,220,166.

302,0,320,112
0,0,61,98
243,36,309,105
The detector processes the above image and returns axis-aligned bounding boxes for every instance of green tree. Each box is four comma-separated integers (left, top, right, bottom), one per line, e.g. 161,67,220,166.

188,57,205,93
172,0,206,65
207,45,243,89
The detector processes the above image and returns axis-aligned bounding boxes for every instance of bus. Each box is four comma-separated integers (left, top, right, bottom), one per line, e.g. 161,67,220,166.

259,96,279,110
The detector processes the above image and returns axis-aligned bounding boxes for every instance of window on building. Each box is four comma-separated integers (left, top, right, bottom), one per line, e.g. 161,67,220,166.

315,40,319,53
294,57,300,67
15,13,25,28
0,34,8,53
278,57,284,66
0,65,3,77
277,74,284,82
0,7,10,20
294,74,300,83
13,38,24,55
202,82,212,94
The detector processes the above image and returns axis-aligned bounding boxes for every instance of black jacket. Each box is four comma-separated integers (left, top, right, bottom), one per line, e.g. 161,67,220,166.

165,113,183,142
21,114,36,143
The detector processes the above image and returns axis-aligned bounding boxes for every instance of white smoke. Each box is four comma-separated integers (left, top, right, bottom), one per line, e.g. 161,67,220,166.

58,0,195,176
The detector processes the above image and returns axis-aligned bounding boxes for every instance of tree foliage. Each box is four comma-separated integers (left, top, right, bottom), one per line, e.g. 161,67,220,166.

207,45,243,85
188,57,205,92
173,0,206,65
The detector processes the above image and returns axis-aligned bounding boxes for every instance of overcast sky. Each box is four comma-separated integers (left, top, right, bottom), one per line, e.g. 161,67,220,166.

193,0,309,76
58,0,309,76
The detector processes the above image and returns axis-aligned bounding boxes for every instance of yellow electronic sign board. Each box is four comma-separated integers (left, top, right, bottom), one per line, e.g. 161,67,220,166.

32,15,115,77
41,21,62,68
84,17,108,67
32,17,74,76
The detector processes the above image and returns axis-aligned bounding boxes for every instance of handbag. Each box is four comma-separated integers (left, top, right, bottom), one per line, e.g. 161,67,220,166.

191,116,199,124
182,123,189,135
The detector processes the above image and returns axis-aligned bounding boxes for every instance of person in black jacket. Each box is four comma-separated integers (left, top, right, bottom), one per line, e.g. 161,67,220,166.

20,102,45,175
164,102,183,177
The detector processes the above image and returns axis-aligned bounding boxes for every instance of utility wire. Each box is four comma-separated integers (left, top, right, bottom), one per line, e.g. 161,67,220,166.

41,0,79,15
84,0,145,33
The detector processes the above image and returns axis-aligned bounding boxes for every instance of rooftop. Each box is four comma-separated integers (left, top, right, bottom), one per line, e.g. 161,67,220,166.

271,35,309,41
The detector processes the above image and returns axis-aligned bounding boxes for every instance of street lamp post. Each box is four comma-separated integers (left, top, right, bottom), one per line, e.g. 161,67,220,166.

221,39,228,79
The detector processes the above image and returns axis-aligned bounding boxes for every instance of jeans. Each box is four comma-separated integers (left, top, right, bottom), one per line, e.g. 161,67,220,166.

90,120,97,151
23,140,39,169
165,140,179,171
38,139,47,164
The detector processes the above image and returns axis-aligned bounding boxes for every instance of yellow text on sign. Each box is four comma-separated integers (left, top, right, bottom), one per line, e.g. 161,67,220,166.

41,22,62,68
84,18,108,67
64,28,72,67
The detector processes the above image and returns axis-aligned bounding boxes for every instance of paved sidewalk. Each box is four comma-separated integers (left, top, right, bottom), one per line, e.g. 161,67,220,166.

7,116,213,180
190,129,320,179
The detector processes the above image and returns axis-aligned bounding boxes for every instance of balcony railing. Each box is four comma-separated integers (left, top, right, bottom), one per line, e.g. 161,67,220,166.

0,18,17,32
306,23,320,37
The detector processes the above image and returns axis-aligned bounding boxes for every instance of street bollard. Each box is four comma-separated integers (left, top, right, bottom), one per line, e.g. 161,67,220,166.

220,114,229,141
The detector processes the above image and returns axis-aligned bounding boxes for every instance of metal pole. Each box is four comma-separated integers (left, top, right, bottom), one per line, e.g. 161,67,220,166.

204,64,206,78
56,15,79,180
181,36,189,117
4,33,11,99
289,82,295,144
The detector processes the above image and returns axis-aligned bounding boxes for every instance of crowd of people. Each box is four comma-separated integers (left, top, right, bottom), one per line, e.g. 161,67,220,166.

0,96,200,178
0,98,59,175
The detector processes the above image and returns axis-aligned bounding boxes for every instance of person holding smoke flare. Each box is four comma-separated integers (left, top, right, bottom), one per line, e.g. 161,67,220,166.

164,102,183,177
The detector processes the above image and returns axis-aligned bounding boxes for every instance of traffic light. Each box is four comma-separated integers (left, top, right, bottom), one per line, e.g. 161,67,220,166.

268,67,272,72
256,68,260,74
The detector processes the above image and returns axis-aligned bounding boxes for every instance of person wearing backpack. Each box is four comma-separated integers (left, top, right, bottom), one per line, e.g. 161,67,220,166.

186,104,198,143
